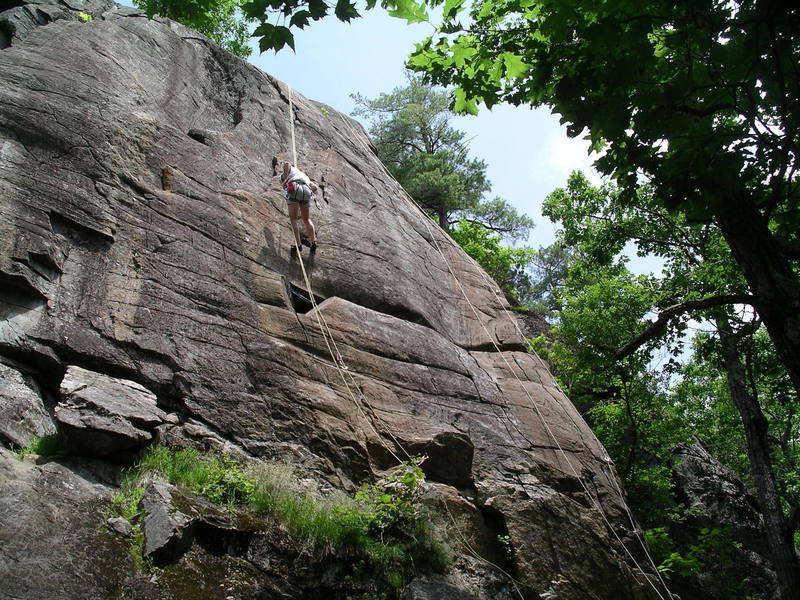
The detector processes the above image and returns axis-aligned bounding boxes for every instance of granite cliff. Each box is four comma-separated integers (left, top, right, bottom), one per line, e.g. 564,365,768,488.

0,2,665,598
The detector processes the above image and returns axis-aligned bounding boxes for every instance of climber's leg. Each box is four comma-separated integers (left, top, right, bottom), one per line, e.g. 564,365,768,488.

300,203,316,251
288,202,302,248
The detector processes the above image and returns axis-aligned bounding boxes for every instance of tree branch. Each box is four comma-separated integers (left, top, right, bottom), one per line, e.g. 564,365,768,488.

450,217,513,233
608,294,756,359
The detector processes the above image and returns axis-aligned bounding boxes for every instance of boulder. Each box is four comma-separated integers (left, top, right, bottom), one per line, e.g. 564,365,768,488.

672,440,766,551
139,479,199,565
55,365,169,456
669,439,779,599
0,361,56,447
0,448,155,599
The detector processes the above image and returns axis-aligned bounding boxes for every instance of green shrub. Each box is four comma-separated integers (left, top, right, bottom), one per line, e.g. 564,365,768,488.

13,433,67,459
110,446,450,591
645,525,754,599
354,457,452,578
137,445,254,507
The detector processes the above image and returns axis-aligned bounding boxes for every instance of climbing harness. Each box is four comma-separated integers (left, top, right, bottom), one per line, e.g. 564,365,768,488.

285,180,314,204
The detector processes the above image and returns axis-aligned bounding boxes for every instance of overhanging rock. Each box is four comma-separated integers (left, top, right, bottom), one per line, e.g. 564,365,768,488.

55,365,171,457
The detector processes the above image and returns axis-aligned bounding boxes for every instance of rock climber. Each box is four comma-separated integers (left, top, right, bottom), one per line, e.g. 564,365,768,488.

280,160,318,253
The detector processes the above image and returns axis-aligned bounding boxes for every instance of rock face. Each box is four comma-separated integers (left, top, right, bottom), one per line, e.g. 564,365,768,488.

0,448,153,599
0,360,56,446
669,440,779,599
0,3,664,599
56,365,170,456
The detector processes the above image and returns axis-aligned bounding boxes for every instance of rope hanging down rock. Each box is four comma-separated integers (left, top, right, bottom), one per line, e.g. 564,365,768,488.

281,84,669,600
284,84,407,464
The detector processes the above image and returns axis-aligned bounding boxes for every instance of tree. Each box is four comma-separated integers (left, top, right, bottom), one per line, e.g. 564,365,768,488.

134,0,253,57
540,171,800,598
407,0,800,421
449,220,535,305
524,243,574,317
352,74,534,238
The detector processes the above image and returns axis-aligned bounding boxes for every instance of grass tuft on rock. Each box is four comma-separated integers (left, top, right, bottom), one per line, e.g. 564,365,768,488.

12,433,67,459
109,445,451,591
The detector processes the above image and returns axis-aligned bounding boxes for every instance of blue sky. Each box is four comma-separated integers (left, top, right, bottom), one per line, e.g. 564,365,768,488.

248,10,602,250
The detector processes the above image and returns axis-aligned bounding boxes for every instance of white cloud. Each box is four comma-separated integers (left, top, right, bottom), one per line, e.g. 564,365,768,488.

537,129,602,186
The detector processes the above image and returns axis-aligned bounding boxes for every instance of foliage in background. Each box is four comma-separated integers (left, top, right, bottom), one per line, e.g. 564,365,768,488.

352,74,534,239
531,171,799,597
450,220,535,305
524,243,574,317
109,446,450,591
645,526,752,599
134,0,253,57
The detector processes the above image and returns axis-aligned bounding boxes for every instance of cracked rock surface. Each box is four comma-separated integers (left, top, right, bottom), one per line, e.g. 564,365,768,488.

0,3,663,598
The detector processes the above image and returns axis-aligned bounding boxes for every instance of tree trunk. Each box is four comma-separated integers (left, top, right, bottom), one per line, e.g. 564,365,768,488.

714,193,800,401
717,318,800,600
437,205,449,231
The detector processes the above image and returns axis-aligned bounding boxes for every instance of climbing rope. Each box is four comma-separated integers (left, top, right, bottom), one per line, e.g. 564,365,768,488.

288,85,297,166
280,85,668,599
284,84,408,467
402,194,672,600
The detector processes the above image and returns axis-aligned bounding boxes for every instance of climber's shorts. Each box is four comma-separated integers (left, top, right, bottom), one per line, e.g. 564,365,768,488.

286,181,313,206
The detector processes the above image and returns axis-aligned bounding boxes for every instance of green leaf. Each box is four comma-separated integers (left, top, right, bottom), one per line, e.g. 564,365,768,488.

241,0,269,19
407,49,434,69
386,0,429,24
442,0,465,20
289,9,311,28
451,35,478,67
477,0,494,19
453,87,479,115
334,0,360,22
307,0,328,20
501,52,528,79
257,23,295,52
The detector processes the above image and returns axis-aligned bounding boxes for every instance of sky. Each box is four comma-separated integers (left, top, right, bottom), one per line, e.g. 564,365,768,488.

246,10,603,250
